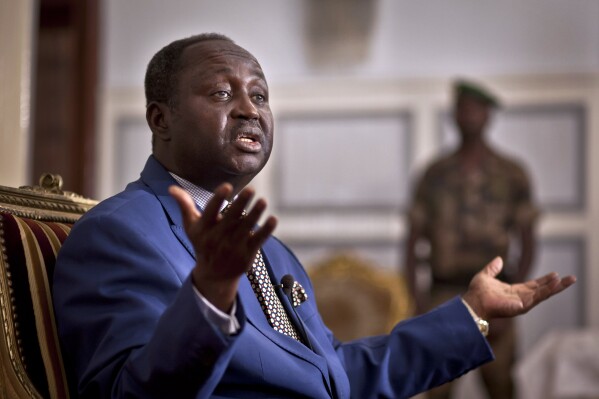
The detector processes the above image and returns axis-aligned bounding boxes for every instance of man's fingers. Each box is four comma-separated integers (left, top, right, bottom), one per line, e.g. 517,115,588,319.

220,190,269,243
224,187,254,220
520,274,577,310
545,275,577,296
529,273,575,299
561,275,577,288
172,183,278,264
203,183,233,225
483,256,503,278
532,272,560,288
248,215,277,251
242,197,267,229
169,185,201,230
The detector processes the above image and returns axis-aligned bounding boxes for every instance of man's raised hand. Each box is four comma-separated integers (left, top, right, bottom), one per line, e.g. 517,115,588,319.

169,183,277,312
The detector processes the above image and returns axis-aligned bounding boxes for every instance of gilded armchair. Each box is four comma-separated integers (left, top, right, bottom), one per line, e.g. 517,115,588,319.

0,174,97,399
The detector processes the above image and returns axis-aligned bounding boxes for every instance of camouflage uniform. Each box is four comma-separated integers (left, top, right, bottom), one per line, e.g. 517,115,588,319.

409,149,538,399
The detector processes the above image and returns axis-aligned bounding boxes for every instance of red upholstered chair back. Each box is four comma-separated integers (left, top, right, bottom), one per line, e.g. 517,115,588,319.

0,175,97,399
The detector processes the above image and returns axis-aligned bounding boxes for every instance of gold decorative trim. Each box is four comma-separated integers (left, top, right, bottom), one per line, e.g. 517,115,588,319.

0,175,97,224
0,216,43,398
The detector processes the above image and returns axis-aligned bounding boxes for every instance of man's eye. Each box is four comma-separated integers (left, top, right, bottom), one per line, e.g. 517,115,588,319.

214,91,231,100
253,94,266,103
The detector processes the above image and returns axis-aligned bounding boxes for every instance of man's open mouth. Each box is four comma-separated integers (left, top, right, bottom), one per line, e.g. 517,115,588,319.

235,132,262,152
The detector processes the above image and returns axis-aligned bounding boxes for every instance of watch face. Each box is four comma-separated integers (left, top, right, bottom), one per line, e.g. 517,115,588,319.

478,319,490,336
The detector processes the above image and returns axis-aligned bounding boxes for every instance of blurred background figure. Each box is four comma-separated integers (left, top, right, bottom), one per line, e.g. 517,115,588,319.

405,80,539,399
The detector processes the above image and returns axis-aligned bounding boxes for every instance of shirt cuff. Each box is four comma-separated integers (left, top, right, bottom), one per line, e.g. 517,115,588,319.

193,285,241,335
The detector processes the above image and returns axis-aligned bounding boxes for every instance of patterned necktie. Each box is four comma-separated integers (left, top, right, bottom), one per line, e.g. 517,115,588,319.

221,204,302,342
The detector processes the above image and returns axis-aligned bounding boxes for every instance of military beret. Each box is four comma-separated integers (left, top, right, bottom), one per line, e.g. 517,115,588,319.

454,79,500,108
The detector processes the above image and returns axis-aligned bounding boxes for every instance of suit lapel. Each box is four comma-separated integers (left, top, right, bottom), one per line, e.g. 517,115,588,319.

256,242,336,395
237,275,332,382
139,156,198,259
260,249,312,346
139,156,335,395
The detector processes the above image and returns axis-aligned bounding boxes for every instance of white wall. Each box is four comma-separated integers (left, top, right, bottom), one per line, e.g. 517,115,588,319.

102,0,599,87
0,0,34,187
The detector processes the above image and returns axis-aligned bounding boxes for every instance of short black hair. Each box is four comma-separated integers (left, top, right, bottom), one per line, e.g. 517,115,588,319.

144,33,234,107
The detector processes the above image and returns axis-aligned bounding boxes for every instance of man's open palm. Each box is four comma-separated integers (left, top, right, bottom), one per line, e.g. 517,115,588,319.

462,257,576,320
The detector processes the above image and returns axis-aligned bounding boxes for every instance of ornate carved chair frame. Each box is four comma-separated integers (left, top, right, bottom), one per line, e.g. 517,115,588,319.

0,175,97,399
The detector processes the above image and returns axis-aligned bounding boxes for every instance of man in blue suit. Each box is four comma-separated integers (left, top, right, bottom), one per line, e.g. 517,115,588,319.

53,33,575,398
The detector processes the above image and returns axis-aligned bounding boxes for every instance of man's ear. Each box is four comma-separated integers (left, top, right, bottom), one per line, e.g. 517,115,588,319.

146,101,172,142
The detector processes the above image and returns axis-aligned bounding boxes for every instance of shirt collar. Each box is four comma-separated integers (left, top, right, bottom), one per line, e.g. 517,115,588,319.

169,173,229,212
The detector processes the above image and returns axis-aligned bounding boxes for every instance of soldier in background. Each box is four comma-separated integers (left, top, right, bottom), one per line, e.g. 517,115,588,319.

405,80,539,399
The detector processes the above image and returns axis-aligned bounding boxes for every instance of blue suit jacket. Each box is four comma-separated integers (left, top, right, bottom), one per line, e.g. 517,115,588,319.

53,156,493,398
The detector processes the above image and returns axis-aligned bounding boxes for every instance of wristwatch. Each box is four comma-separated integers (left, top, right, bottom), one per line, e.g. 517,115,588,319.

475,318,490,337
461,298,490,337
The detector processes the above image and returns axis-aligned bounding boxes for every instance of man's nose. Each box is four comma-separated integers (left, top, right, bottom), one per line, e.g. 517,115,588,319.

232,94,259,120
